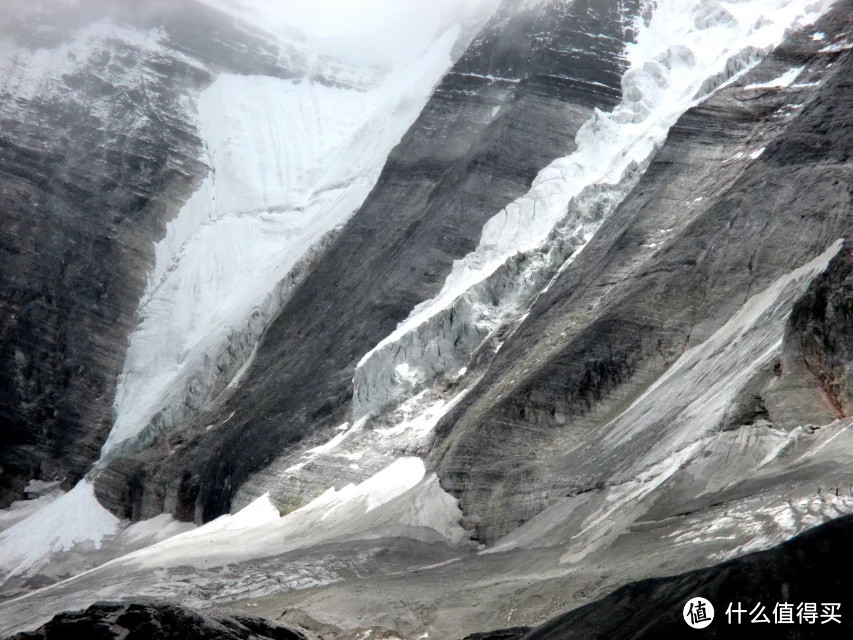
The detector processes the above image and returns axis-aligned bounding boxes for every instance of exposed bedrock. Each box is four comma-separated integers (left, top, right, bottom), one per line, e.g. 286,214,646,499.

432,3,853,543
768,244,853,425
94,0,644,522
0,1,322,507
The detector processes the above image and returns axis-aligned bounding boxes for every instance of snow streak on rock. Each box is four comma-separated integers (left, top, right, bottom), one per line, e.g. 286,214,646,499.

102,28,461,459
486,240,846,558
353,0,836,419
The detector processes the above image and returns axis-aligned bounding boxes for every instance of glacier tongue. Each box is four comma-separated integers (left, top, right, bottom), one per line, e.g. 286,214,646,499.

102,27,461,459
352,0,837,419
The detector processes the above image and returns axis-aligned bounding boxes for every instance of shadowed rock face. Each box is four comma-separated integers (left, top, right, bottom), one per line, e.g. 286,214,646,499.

465,515,853,640
0,1,310,507
94,0,643,523
3,600,307,640
432,2,853,543
777,246,853,424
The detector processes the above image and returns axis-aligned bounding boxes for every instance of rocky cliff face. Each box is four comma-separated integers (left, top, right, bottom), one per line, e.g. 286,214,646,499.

0,0,315,507
5,599,307,640
432,1,853,543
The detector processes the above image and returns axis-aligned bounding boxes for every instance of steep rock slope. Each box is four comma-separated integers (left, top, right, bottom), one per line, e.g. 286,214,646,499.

94,0,644,522
432,0,853,543
1,2,852,639
0,0,321,507
0,0,479,592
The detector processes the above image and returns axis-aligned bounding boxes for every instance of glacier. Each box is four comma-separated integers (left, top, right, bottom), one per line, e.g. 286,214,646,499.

1,0,850,636
352,0,837,419
0,2,474,591
101,26,462,459
234,0,839,522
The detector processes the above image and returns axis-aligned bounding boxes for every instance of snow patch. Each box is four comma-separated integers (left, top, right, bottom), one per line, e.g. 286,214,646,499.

744,65,805,89
0,480,120,578
107,457,463,572
285,418,368,473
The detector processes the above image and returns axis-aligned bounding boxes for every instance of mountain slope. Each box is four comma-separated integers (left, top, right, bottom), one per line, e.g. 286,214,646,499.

0,1,851,638
465,514,853,639
0,0,315,507
93,0,645,522
433,0,853,543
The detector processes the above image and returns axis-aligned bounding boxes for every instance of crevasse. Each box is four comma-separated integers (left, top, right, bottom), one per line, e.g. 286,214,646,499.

352,0,835,419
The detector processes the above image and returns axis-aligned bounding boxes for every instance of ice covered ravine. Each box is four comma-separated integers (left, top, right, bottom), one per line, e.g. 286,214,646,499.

101,27,461,460
352,0,837,419
0,19,465,584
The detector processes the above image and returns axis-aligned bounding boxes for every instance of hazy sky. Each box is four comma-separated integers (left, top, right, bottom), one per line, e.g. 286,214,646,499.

200,0,497,66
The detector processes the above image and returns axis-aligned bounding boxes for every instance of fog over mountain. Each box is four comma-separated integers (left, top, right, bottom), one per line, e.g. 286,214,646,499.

0,0,851,638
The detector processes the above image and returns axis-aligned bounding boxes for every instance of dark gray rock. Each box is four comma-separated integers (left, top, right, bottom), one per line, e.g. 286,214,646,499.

768,245,853,425
94,0,644,523
0,1,321,507
431,1,853,543
4,599,306,640
462,628,531,640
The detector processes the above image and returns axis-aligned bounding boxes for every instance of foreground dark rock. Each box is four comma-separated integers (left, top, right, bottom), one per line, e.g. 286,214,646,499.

5,600,306,640
466,515,853,640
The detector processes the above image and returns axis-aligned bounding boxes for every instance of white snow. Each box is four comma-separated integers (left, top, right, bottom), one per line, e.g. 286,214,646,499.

119,514,197,547
0,3,477,585
198,0,497,67
0,480,119,578
668,470,853,562
0,460,463,586
103,27,461,458
285,418,368,473
604,239,843,464
104,458,463,571
275,389,467,496
0,493,62,535
819,39,853,53
353,0,835,418
744,65,805,89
